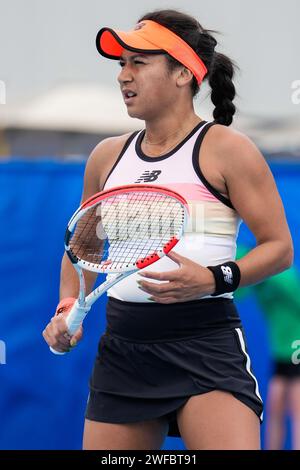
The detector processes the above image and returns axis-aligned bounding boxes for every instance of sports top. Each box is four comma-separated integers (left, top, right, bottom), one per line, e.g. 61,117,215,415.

103,120,241,302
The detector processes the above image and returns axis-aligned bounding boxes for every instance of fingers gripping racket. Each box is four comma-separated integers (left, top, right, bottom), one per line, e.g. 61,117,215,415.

50,184,189,354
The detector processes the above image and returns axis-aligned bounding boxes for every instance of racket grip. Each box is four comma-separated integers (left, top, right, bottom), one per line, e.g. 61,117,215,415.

65,301,91,335
49,301,91,355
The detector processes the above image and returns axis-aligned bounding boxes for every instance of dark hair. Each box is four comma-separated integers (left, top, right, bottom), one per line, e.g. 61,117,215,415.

138,9,238,126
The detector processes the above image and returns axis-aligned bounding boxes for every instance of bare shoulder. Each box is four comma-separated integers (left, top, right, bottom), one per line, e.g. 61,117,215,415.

200,123,269,198
204,124,271,190
81,131,137,200
205,124,280,221
87,132,137,187
206,123,268,177
89,132,135,168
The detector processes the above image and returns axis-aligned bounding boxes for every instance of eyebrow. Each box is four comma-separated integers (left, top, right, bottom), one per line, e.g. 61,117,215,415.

119,54,149,61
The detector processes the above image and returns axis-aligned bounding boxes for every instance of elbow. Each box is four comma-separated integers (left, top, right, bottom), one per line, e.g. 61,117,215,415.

287,244,294,268
281,240,294,270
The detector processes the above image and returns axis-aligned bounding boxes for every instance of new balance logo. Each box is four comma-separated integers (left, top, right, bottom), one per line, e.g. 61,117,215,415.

221,266,233,284
134,22,146,31
135,170,162,183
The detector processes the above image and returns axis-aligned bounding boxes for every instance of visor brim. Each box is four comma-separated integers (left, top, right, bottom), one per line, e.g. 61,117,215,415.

96,28,165,60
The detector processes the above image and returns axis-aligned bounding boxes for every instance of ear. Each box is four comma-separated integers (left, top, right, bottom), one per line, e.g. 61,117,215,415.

176,67,194,87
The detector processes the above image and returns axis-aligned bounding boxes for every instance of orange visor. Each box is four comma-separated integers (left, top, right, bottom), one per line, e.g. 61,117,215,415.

96,20,207,84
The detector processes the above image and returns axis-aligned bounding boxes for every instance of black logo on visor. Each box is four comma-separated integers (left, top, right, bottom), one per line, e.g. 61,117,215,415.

134,22,146,31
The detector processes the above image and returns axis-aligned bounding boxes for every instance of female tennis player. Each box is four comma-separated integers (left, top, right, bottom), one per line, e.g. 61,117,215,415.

43,9,293,450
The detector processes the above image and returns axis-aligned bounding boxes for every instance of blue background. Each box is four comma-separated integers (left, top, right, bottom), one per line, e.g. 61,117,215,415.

0,160,298,449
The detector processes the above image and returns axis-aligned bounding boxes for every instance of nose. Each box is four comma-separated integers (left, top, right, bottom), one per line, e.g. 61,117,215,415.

117,64,134,86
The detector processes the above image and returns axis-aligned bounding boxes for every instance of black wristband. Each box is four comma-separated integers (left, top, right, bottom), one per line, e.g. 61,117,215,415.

207,262,241,296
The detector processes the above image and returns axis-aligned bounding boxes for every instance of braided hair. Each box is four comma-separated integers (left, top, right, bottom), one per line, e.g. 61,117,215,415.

138,9,238,126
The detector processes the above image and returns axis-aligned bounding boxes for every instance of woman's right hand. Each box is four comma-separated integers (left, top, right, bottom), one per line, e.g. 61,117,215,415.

42,298,83,353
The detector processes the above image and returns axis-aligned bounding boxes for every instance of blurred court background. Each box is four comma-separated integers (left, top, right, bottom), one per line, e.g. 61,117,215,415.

0,0,299,450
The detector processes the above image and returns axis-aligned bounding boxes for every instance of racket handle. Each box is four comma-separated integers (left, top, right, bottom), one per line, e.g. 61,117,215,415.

49,301,91,355
49,346,66,355
65,301,91,334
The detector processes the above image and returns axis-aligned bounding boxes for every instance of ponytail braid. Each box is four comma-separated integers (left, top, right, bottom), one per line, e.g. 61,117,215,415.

138,9,239,126
209,51,237,126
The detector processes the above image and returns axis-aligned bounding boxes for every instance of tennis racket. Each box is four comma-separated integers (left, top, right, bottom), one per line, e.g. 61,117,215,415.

50,184,189,354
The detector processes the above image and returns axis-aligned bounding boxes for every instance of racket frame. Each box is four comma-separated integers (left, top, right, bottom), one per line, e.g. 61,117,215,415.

50,184,189,355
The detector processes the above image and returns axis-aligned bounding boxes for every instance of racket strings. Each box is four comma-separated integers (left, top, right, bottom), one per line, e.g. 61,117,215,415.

69,191,185,268
70,206,106,262
102,192,182,266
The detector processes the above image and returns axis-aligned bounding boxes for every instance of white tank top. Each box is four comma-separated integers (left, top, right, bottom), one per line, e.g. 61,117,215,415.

103,120,241,302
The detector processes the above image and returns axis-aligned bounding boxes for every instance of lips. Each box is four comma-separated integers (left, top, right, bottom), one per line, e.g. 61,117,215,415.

124,91,137,98
122,89,137,104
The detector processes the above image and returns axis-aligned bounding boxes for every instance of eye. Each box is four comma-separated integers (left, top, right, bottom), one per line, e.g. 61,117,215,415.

134,60,145,65
118,61,125,67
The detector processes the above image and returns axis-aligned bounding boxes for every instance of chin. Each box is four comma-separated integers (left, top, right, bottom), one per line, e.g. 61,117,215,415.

126,108,146,120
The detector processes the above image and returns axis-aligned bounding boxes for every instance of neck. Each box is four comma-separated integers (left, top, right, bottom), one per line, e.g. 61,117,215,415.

142,110,202,157
144,112,201,145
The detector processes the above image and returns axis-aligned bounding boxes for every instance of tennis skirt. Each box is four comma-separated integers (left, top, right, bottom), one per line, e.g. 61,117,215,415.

85,297,263,437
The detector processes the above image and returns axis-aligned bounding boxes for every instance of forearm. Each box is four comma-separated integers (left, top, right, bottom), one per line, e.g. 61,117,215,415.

59,253,98,299
236,239,293,287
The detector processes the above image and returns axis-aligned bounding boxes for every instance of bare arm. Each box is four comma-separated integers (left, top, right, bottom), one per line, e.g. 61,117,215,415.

59,146,103,300
59,254,98,299
217,126,293,286
43,134,132,351
59,133,132,299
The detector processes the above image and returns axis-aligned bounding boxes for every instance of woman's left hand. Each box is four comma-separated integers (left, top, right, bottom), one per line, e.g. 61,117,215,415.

137,251,216,303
